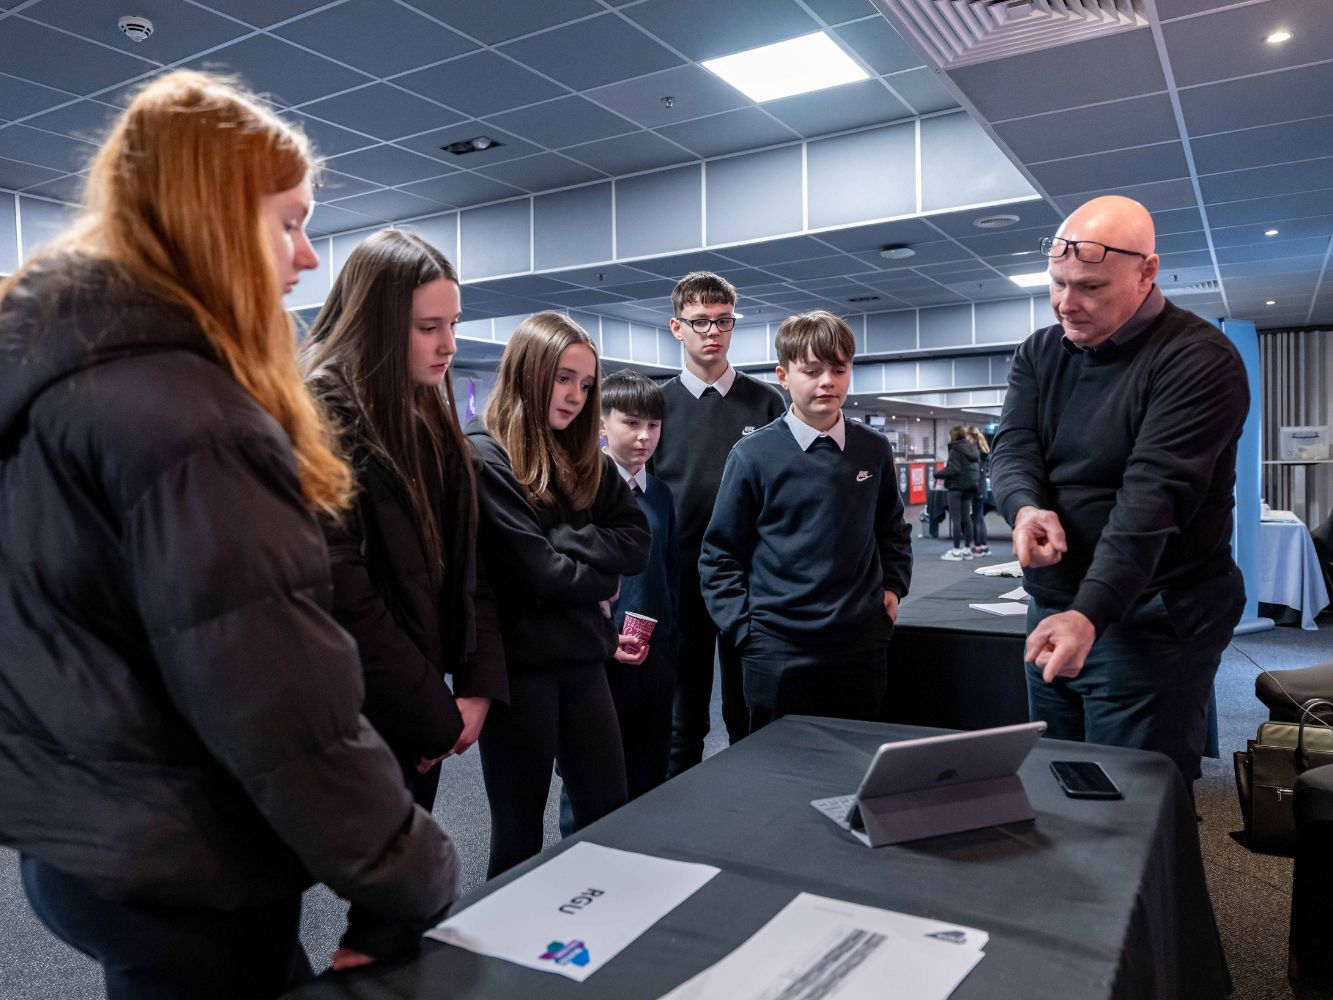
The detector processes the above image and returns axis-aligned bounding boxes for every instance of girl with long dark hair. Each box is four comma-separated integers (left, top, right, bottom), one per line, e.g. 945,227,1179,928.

302,228,507,965
466,312,650,877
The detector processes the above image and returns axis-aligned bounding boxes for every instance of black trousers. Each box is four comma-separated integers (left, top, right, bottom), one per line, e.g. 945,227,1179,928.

669,566,746,776
341,755,441,959
741,620,893,733
21,855,312,1000
480,662,628,878
947,489,977,549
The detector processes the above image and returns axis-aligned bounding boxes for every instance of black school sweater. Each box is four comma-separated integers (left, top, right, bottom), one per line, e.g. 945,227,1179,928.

651,372,787,567
990,298,1248,635
698,417,913,645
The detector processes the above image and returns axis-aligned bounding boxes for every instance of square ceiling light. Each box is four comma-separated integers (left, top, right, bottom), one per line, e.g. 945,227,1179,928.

1009,271,1050,288
701,31,870,103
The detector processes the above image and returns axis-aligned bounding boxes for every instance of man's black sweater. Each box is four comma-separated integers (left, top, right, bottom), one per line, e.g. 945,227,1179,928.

699,417,913,645
990,298,1248,635
651,372,787,565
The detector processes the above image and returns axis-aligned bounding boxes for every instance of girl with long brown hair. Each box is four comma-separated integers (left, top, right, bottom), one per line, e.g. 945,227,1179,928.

0,72,455,998
302,228,506,965
466,312,650,877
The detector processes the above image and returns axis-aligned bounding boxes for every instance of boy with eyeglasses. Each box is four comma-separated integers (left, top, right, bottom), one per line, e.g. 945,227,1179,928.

651,271,785,774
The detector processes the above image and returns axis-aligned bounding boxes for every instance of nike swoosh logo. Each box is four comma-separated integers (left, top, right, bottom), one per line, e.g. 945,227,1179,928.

856,471,872,482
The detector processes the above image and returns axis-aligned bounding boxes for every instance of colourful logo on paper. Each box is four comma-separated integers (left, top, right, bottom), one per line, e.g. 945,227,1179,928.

540,939,591,967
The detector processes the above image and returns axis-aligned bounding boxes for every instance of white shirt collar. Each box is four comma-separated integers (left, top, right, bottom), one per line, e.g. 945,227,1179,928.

613,460,648,493
785,409,846,451
679,364,736,399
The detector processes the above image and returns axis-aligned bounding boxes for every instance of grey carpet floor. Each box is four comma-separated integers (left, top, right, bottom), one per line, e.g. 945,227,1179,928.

3,519,1330,998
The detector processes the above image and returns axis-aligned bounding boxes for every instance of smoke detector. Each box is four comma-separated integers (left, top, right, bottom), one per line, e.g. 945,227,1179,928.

879,245,917,260
118,16,153,42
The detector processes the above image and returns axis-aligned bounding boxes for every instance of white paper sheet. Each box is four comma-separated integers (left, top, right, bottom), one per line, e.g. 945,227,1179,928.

1261,509,1303,523
969,602,1028,616
427,842,719,982
974,559,1022,577
998,586,1028,601
660,892,987,1000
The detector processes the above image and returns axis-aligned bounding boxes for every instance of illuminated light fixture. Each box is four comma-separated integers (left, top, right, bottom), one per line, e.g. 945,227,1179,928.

1266,299,1277,305
1009,271,1050,288
1265,228,1279,236
442,135,500,156
1265,29,1292,44
701,31,869,103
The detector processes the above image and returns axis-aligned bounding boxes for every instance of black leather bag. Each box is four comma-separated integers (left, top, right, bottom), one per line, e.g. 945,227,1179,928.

1235,699,1333,855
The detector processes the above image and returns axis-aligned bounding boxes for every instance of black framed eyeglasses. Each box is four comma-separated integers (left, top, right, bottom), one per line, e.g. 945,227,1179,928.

675,315,736,334
1040,236,1148,263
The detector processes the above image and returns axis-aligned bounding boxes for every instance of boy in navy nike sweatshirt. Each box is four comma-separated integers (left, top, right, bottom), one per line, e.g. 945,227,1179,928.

699,311,913,730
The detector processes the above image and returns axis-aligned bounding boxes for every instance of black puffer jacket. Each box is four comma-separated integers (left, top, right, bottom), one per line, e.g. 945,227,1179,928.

465,422,650,669
938,438,981,493
0,255,456,924
312,381,507,760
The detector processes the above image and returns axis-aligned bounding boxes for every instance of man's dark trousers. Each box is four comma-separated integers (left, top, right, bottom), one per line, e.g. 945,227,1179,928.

669,564,746,775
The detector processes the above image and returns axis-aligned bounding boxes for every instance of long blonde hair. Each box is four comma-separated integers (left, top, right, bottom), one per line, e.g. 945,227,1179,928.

483,312,602,511
1,70,351,515
967,424,990,454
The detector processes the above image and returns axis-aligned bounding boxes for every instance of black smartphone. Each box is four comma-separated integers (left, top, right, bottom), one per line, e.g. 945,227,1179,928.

1050,760,1123,800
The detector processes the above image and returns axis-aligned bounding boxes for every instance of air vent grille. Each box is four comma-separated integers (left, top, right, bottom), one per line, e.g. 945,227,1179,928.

877,0,1147,69
1161,279,1220,296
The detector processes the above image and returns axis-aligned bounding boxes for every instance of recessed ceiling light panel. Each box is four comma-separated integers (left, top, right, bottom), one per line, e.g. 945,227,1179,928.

701,32,869,103
1265,29,1292,44
1009,271,1049,288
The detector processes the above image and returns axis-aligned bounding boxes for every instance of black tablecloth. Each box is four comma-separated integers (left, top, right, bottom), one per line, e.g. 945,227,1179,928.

286,717,1229,1000
886,575,1030,728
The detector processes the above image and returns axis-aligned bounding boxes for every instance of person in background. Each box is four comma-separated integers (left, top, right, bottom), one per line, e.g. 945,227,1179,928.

700,310,913,731
0,71,456,1000
966,425,992,557
937,426,981,561
466,312,650,877
653,272,786,775
302,229,507,968
990,194,1248,787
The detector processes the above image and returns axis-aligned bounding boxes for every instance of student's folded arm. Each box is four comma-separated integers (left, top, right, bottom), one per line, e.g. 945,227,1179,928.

1071,340,1249,634
322,500,464,758
698,451,759,647
473,451,619,604
876,449,913,600
990,340,1048,524
546,458,651,576
126,434,457,932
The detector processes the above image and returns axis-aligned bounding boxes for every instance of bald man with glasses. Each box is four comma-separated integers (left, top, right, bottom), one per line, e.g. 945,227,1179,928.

990,195,1248,788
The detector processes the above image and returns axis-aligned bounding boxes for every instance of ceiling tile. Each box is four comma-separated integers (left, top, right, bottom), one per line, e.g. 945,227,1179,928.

486,95,636,149
655,107,797,158
476,152,606,191
949,29,1166,122
815,218,942,253
925,202,1060,238
184,34,370,107
1210,216,1333,248
0,123,98,172
884,68,959,116
587,65,749,129
1054,177,1199,214
717,236,841,266
395,50,567,118
803,0,880,25
1150,206,1205,236
0,18,155,93
1200,158,1333,206
24,0,251,63
1191,116,1333,175
324,187,441,223
1153,231,1210,254
318,171,382,201
209,0,332,29
275,0,474,77
1029,142,1190,197
561,131,695,175
993,94,1179,163
399,172,527,209
1207,189,1333,228
622,0,821,62
307,200,376,236
765,79,910,137
499,13,684,91
19,99,119,143
395,123,543,166
544,263,662,287
545,288,633,307
1179,62,1333,136
627,250,739,277
406,0,603,45
19,171,84,203
0,74,75,120
296,83,463,141
1163,0,1333,88
768,255,864,281
282,111,377,158
1214,237,1331,266
327,144,453,186
833,17,921,75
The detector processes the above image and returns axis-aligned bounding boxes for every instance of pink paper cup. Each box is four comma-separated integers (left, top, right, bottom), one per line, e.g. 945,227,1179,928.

622,612,657,643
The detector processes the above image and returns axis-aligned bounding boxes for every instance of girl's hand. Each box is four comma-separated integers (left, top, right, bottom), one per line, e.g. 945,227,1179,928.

614,634,649,665
331,947,374,971
450,696,491,755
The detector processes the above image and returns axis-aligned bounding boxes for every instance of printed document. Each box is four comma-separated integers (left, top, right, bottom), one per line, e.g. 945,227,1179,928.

660,892,987,1000
427,842,719,981
969,602,1028,616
